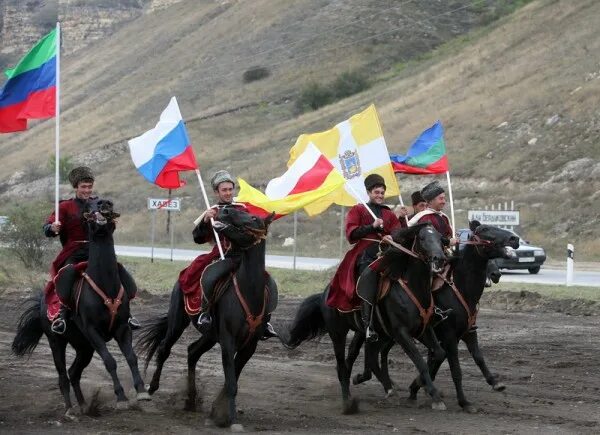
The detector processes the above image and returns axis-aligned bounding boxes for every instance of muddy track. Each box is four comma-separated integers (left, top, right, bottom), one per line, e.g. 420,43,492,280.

1,289,599,434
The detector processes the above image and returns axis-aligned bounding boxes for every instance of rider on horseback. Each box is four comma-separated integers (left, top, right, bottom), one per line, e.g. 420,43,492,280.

408,181,455,249
44,167,140,335
329,174,408,343
179,170,276,339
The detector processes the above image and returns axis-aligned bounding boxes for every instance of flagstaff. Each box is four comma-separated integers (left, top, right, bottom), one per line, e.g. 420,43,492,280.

54,22,61,221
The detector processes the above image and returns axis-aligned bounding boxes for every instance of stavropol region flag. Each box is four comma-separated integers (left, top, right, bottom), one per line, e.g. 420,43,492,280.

287,104,400,215
235,143,346,218
390,121,449,174
0,28,57,133
127,97,198,189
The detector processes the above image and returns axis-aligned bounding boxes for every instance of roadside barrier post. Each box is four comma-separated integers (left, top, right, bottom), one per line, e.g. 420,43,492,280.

566,243,574,286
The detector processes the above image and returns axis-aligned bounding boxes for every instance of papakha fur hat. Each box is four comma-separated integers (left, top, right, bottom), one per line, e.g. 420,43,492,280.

210,170,235,190
421,181,445,202
68,166,94,188
364,173,386,191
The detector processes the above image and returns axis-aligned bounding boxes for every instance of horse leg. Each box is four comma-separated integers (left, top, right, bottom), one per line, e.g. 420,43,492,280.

330,331,358,414
84,328,129,407
462,330,505,391
185,334,216,412
114,325,150,400
211,333,237,428
47,335,74,414
444,337,475,412
373,339,395,396
409,328,448,401
149,285,190,395
212,338,259,432
347,332,371,384
393,327,445,410
68,344,94,411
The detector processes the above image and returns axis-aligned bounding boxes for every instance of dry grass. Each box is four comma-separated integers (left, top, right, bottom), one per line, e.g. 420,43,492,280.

1,0,599,259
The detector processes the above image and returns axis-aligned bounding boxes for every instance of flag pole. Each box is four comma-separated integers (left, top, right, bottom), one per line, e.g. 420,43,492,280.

194,169,225,260
397,193,409,225
54,22,60,221
445,171,456,235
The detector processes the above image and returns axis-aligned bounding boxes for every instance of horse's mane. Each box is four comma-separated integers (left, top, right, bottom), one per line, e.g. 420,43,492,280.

375,223,432,279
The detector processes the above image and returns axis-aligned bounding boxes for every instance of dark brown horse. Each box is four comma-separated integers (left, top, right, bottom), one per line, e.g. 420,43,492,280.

282,223,448,413
137,207,276,429
12,200,149,418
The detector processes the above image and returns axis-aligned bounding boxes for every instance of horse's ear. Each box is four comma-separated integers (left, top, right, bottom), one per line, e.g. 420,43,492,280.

265,212,276,226
469,220,481,231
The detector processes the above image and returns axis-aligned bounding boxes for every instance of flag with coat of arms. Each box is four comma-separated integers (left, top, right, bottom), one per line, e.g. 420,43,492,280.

287,104,399,215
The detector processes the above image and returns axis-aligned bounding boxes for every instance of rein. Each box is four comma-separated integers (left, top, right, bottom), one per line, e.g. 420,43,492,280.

436,272,476,333
396,278,434,337
232,275,269,347
363,237,424,262
80,272,125,331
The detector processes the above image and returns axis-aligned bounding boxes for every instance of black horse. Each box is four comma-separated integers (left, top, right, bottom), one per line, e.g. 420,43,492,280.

283,223,448,413
354,222,518,412
12,200,149,418
137,207,276,429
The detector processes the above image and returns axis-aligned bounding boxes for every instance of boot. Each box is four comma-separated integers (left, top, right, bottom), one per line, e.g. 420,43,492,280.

260,322,278,340
51,306,68,335
128,316,141,330
361,303,378,343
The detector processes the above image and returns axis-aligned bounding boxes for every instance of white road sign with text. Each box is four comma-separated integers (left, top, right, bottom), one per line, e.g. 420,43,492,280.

148,198,181,211
468,210,519,225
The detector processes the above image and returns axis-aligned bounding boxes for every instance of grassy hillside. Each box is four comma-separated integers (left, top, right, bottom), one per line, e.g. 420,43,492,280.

1,0,598,260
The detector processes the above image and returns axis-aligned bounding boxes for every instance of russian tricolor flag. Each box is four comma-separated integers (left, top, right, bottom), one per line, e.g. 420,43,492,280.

128,97,198,189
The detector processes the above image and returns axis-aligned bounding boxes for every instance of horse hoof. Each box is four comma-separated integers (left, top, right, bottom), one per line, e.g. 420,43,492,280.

137,392,152,401
116,400,130,410
493,383,506,392
231,423,245,432
385,389,395,399
342,397,359,415
431,401,446,411
184,400,197,412
352,374,361,385
64,408,78,422
463,404,477,414
148,384,158,395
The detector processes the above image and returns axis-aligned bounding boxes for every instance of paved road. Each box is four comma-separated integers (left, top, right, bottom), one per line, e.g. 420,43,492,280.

115,245,599,287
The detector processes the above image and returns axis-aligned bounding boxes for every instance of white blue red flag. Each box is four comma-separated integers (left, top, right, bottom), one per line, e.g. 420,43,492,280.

128,97,198,188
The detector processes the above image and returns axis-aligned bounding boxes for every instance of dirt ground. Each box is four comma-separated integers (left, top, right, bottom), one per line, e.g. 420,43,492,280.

1,288,599,434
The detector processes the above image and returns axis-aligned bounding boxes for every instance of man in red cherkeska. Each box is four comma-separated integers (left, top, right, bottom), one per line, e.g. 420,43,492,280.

177,170,277,338
407,181,456,248
44,166,139,334
327,174,408,342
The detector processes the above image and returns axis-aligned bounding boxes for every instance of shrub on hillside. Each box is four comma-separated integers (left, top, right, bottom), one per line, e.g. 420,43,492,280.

331,71,370,99
295,82,333,113
0,201,51,270
295,71,370,113
243,66,271,83
48,154,74,183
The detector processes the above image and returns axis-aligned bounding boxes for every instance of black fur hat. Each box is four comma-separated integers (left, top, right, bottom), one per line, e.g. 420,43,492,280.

68,166,94,188
411,190,425,205
364,173,386,191
421,181,444,201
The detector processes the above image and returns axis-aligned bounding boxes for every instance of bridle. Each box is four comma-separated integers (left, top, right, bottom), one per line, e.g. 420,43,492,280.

460,233,495,256
218,221,269,250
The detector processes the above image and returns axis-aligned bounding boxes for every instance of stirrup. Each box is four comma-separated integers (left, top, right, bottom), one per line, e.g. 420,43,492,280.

197,312,212,332
128,316,141,330
365,326,379,343
434,306,452,321
51,318,66,335
260,322,278,340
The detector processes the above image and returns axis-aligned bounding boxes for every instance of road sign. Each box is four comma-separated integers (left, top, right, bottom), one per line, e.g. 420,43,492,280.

148,198,181,211
467,210,519,226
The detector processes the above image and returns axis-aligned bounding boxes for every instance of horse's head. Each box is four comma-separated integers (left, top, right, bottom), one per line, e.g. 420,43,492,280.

213,207,275,249
386,223,446,273
468,220,519,260
83,199,120,235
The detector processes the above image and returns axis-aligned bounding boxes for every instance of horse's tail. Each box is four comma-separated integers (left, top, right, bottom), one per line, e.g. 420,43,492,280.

283,292,327,349
136,314,169,370
12,292,44,357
